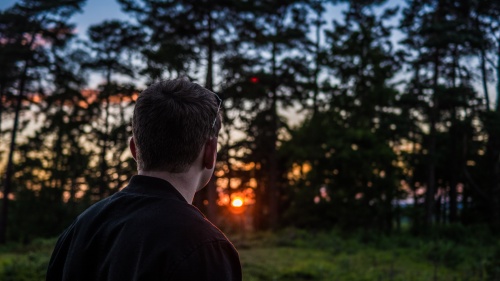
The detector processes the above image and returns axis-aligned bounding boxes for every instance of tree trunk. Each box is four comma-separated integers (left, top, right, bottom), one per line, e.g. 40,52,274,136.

496,39,500,112
480,48,490,110
449,109,458,223
0,85,3,135
0,28,39,243
0,61,29,244
312,9,322,117
99,70,111,200
425,51,439,227
205,13,214,92
268,40,279,229
204,12,218,221
492,38,500,228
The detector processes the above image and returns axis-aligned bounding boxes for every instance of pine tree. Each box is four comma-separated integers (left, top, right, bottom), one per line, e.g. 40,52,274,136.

283,0,403,231
0,0,84,243
218,0,312,229
475,0,500,230
11,46,92,240
400,0,489,227
84,20,144,200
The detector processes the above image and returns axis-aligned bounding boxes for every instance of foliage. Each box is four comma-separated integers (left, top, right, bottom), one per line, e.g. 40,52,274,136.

236,228,496,281
281,1,403,232
0,238,55,281
0,0,499,243
485,246,500,281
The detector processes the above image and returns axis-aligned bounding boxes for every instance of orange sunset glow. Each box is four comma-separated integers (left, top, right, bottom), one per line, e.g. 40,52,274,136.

12,89,139,109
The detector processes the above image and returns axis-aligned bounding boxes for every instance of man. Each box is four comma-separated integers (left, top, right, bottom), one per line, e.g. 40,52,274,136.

47,78,242,281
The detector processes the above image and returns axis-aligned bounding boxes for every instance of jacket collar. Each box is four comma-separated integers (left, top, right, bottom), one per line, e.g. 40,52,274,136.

121,175,187,203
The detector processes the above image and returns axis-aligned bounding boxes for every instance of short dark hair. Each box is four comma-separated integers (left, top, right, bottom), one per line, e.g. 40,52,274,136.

132,78,221,173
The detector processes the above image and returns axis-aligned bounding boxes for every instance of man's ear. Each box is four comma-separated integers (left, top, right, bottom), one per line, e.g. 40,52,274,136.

202,137,218,169
129,137,137,161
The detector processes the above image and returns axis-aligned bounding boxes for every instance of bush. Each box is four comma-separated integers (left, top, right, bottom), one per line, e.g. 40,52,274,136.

421,240,467,269
0,238,56,281
0,252,49,281
429,223,494,247
485,246,500,281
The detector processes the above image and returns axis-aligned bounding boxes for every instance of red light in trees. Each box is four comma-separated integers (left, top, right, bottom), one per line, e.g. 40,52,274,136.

250,77,259,83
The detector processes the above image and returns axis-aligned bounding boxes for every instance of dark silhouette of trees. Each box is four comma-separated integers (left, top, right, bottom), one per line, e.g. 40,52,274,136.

282,0,403,232
0,0,498,242
84,20,144,200
222,0,312,229
0,0,85,243
399,0,497,231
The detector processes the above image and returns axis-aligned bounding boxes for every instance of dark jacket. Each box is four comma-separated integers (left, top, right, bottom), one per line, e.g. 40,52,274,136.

46,175,242,281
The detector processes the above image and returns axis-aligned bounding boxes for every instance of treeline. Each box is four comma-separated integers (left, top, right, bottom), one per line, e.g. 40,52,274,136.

0,0,499,243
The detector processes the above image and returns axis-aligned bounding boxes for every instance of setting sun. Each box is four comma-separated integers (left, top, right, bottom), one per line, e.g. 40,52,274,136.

231,197,244,208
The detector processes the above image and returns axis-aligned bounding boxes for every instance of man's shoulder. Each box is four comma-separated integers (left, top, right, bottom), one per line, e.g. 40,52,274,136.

67,188,231,252
113,191,226,239
146,202,230,245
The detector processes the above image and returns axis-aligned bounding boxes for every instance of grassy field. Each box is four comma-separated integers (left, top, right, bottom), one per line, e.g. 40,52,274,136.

233,229,500,281
233,228,498,281
0,227,498,280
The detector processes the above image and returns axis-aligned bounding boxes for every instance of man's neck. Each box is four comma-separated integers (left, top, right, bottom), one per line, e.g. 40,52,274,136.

138,170,201,203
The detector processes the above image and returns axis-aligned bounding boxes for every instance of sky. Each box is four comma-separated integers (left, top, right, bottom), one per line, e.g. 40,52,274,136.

0,0,350,39
0,0,343,89
0,0,131,35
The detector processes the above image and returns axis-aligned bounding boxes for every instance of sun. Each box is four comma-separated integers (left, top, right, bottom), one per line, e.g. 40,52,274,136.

231,197,244,208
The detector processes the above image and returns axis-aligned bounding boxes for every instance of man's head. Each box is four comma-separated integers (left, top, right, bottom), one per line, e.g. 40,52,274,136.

131,78,221,173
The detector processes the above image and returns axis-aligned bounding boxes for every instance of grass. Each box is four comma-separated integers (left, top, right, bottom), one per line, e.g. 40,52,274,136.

0,238,55,280
0,228,497,281
231,228,497,281
239,246,477,281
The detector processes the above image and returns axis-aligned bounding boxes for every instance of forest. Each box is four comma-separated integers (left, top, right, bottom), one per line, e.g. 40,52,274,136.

0,0,499,279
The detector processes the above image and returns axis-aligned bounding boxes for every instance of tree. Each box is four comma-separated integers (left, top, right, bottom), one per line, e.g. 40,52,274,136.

10,49,92,239
281,0,404,231
0,0,84,243
218,0,312,229
83,20,144,200
400,0,494,228
474,0,500,230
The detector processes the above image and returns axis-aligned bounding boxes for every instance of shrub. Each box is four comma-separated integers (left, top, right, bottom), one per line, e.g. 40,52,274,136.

485,246,500,281
1,252,49,281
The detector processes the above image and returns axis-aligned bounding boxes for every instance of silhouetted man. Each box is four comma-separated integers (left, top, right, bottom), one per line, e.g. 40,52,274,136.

47,78,242,281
